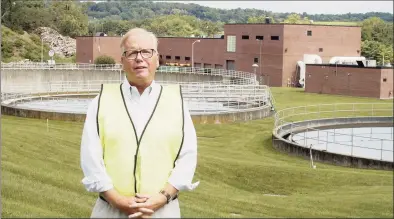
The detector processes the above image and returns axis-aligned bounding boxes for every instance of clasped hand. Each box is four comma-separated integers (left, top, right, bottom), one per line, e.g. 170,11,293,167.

115,193,167,218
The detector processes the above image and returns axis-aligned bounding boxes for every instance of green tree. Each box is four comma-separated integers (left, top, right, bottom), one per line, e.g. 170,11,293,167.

49,1,89,38
247,16,275,23
144,15,201,37
361,40,393,65
361,17,386,41
200,20,222,37
109,7,121,15
284,13,311,24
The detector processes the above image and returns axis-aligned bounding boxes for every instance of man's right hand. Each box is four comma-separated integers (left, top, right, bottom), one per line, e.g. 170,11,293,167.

113,196,154,216
101,189,154,216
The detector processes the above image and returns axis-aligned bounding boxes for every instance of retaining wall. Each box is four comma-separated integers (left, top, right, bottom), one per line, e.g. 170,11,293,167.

1,104,273,125
272,117,394,170
1,69,223,92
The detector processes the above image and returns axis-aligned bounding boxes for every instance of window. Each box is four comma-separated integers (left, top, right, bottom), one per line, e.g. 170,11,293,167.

166,55,171,59
159,55,162,59
242,35,249,39
254,58,258,63
185,57,190,61
227,35,236,52
204,63,212,68
271,36,279,40
319,48,323,52
175,56,180,60
383,78,387,82
256,35,264,40
307,30,312,36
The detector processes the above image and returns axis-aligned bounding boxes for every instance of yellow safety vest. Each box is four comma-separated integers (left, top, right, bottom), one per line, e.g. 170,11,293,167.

97,83,184,196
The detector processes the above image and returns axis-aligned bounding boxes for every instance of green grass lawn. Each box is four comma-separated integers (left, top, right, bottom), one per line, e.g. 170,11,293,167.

1,88,393,218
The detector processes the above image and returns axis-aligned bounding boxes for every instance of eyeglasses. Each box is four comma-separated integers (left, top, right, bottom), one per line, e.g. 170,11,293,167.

123,49,156,60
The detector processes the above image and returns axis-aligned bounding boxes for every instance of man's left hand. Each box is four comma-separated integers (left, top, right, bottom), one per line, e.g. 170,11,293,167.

128,193,167,218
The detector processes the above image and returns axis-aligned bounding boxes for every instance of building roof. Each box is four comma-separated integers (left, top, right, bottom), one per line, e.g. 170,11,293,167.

306,63,393,69
224,23,361,28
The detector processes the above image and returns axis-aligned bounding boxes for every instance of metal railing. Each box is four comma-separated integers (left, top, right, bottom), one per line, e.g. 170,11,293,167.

1,64,258,85
1,80,273,115
274,103,394,161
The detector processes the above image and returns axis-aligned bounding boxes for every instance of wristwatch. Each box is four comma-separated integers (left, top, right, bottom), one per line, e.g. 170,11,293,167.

159,190,173,204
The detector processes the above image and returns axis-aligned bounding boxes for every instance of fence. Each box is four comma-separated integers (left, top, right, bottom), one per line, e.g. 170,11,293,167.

1,63,256,84
274,103,394,161
2,80,273,115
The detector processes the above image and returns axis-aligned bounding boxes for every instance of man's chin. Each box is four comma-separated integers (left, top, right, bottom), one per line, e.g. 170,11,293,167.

134,70,149,77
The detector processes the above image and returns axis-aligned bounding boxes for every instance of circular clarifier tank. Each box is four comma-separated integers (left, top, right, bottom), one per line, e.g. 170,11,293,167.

290,126,393,162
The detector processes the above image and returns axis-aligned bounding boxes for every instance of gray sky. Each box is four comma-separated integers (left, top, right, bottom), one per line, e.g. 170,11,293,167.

160,1,393,14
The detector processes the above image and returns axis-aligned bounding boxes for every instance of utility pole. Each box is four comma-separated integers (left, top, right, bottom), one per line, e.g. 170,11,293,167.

41,38,43,64
191,39,200,70
257,39,263,84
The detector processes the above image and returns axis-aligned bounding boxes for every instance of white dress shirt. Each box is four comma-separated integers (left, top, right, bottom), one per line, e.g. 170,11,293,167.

80,78,199,194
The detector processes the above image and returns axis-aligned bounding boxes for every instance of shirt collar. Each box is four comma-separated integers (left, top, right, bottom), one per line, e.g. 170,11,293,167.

123,77,156,95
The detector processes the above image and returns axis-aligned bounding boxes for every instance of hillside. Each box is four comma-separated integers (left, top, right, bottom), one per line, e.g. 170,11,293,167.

85,1,393,23
1,26,75,64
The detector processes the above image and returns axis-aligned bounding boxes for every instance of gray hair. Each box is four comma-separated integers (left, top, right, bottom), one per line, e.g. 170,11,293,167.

120,28,158,53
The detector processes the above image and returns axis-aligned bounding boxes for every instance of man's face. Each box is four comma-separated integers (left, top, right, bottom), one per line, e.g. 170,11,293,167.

121,35,159,84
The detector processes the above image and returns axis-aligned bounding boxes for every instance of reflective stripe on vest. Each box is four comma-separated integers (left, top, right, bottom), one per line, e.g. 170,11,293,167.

97,83,184,196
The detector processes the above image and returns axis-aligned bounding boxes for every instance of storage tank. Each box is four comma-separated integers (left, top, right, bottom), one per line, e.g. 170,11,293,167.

297,61,306,88
303,54,323,64
329,56,366,65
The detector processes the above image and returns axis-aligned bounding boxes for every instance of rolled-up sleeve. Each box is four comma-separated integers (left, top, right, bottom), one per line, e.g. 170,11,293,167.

167,103,199,192
80,96,114,193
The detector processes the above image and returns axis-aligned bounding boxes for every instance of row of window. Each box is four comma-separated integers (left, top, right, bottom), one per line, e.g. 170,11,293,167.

160,55,190,61
227,35,282,52
241,35,280,40
240,30,313,40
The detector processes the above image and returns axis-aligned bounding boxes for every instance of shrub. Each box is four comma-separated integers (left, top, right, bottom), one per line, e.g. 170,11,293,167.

30,34,42,45
14,39,24,48
94,55,116,65
23,46,41,62
1,41,14,59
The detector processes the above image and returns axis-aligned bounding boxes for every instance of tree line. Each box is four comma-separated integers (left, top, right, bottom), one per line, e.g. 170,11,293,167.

85,1,392,23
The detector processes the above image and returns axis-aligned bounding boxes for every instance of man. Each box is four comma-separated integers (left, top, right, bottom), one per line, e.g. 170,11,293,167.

80,28,199,218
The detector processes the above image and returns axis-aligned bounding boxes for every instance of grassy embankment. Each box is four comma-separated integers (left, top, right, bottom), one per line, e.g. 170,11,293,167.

1,26,75,63
1,86,393,218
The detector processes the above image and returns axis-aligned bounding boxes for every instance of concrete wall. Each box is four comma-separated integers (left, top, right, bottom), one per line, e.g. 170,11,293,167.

272,116,393,170
2,104,273,125
1,69,223,92
380,68,394,99
305,64,393,99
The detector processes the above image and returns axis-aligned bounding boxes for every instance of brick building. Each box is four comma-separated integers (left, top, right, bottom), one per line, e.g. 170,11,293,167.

304,64,393,99
76,23,361,87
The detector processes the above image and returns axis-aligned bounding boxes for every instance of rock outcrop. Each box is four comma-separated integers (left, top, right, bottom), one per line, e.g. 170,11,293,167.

34,27,76,58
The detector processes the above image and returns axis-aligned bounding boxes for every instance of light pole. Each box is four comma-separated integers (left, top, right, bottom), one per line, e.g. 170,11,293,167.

257,39,262,75
41,38,43,65
256,39,263,84
191,39,200,70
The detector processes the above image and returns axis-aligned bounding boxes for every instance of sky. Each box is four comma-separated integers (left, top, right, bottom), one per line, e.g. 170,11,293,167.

158,1,393,14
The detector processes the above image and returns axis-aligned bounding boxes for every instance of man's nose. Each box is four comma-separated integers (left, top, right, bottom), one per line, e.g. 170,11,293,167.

135,52,144,61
